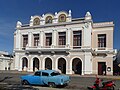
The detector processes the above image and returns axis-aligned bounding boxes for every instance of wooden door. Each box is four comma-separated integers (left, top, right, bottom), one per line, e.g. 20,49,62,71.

98,62,106,75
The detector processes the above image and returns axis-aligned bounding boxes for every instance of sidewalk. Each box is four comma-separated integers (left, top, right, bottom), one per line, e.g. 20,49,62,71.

0,70,33,74
33,86,70,90
71,74,120,80
1,70,120,79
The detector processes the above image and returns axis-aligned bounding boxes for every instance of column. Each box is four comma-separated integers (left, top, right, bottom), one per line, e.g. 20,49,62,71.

67,58,73,74
66,28,71,48
40,31,44,47
19,58,22,71
16,31,19,49
83,22,92,48
66,59,69,74
28,57,33,72
52,30,57,47
38,31,41,47
14,53,20,70
39,59,42,70
41,58,45,70
15,53,22,71
14,33,16,49
28,32,32,47
54,59,58,71
84,52,92,74
16,30,21,50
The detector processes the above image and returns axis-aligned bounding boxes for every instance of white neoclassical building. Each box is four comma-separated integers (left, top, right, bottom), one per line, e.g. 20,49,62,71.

0,51,13,70
13,10,116,75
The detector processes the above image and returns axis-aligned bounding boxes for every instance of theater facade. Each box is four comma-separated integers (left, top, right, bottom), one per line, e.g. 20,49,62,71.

14,10,115,75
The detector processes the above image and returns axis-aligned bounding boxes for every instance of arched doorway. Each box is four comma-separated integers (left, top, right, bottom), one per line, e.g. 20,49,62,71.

72,58,82,75
22,57,28,71
45,58,52,70
58,58,66,74
33,57,39,71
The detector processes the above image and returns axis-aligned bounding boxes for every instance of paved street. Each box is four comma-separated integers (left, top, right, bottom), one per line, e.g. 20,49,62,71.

0,71,120,90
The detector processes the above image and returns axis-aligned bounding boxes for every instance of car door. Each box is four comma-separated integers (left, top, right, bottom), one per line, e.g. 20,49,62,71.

31,71,42,85
41,72,49,85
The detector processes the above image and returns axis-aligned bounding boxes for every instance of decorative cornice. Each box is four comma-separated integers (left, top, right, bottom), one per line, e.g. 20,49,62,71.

93,22,114,28
16,19,92,30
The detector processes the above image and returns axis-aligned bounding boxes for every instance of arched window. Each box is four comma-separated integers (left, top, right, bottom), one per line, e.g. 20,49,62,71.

59,14,66,22
45,16,53,24
33,18,40,26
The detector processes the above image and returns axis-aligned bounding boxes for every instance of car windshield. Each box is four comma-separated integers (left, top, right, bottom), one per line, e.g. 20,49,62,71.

51,72,61,76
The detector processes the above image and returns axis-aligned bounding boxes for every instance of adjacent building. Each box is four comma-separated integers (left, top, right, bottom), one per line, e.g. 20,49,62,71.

14,10,115,75
0,51,13,70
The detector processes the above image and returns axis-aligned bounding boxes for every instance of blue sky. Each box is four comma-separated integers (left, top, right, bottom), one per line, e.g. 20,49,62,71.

0,0,120,53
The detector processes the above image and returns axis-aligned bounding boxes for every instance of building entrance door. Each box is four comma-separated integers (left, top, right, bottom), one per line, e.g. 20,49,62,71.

45,58,52,70
72,58,82,75
33,58,39,71
98,62,106,75
58,58,66,74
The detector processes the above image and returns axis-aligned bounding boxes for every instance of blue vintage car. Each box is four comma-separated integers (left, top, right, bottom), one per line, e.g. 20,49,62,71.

20,70,70,87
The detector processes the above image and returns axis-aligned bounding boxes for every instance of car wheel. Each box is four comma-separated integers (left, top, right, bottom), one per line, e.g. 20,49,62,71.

48,82,56,88
22,80,29,85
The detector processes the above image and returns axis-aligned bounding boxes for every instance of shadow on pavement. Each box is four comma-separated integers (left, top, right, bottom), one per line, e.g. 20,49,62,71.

0,84,39,90
0,76,12,82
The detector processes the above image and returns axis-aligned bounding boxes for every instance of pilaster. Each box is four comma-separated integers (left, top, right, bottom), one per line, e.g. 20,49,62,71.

28,57,33,72
41,58,45,70
66,28,71,48
40,31,44,47
52,29,57,47
54,58,58,71
14,53,20,70
82,22,92,48
16,30,21,50
28,32,32,47
84,52,92,74
38,31,41,47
